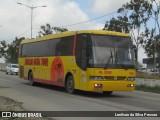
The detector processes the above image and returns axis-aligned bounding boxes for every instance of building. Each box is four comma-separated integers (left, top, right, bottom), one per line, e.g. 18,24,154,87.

143,58,159,69
0,63,6,71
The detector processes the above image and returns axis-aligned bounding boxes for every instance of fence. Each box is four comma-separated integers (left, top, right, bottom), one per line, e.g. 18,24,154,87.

0,63,6,71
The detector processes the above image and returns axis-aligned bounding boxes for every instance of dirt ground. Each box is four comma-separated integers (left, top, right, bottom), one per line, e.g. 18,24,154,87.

0,86,54,120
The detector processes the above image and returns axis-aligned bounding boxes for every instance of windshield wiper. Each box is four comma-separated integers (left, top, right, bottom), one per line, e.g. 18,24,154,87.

104,49,113,69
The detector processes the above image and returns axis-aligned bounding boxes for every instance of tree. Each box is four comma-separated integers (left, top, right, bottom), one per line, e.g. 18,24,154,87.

38,23,53,37
0,37,24,63
0,40,7,61
38,23,68,37
110,0,152,67
53,27,68,33
143,0,160,57
103,16,131,33
149,0,160,34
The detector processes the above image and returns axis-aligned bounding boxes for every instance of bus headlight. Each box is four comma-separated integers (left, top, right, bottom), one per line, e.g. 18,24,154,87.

89,76,104,80
94,84,102,89
127,84,134,87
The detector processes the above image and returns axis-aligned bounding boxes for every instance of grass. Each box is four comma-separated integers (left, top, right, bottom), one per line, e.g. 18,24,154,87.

0,69,5,72
136,72,160,80
135,84,160,94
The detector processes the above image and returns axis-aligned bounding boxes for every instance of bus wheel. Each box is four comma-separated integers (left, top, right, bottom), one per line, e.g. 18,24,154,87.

66,75,75,94
103,91,113,95
28,71,35,86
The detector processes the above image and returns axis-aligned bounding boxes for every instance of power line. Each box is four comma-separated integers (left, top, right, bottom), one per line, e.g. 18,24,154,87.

59,11,117,28
3,11,117,41
33,11,117,29
17,28,30,37
3,28,30,42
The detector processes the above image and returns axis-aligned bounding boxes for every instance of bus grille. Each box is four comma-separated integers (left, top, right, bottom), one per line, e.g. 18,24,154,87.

117,76,126,80
104,76,114,80
104,76,126,80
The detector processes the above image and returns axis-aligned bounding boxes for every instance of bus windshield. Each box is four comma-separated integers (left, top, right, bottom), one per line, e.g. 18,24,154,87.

89,35,135,69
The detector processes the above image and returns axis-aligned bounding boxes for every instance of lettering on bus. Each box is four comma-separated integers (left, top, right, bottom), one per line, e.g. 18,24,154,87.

104,71,112,74
25,58,48,66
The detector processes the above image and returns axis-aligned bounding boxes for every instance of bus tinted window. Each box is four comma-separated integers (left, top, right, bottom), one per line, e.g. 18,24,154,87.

60,36,74,56
21,36,74,57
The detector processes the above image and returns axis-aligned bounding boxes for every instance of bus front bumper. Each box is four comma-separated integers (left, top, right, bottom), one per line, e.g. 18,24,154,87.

87,81,135,92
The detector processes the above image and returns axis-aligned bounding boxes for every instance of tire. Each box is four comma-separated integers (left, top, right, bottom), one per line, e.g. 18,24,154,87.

66,75,75,94
103,91,113,95
10,70,12,75
6,71,8,75
28,71,35,86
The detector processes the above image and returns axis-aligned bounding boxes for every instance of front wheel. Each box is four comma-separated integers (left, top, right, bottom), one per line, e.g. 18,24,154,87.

28,71,35,86
66,76,75,94
6,71,8,75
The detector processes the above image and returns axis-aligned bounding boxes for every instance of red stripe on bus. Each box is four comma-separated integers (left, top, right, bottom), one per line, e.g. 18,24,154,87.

35,78,65,87
24,77,64,87
73,33,77,55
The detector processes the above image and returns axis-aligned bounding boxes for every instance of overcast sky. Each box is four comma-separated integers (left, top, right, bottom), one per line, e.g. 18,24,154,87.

0,0,147,64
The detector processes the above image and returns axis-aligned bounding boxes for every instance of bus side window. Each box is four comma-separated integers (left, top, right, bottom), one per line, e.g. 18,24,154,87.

55,36,74,56
55,41,61,56
76,34,88,70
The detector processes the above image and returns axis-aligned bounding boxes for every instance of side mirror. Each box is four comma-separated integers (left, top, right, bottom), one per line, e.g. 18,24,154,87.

134,48,137,61
132,45,136,49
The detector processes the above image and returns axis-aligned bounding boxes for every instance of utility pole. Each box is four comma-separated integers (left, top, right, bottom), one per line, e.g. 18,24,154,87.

17,2,47,39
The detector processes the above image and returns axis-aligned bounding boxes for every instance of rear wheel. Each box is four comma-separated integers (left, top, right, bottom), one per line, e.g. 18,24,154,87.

103,91,113,95
28,71,35,86
66,75,75,94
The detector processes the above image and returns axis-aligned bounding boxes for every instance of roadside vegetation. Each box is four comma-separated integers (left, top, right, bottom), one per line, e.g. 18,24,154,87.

136,85,160,94
136,72,160,93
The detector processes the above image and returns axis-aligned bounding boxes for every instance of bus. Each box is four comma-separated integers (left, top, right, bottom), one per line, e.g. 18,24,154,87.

19,30,136,94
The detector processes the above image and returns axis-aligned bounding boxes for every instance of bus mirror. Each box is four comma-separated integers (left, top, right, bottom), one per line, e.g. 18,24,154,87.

132,45,136,49
134,48,137,61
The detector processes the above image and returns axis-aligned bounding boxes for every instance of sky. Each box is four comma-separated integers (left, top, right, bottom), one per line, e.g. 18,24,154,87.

0,0,147,64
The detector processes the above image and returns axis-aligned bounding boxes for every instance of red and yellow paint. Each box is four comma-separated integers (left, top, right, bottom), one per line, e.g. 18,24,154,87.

19,30,136,92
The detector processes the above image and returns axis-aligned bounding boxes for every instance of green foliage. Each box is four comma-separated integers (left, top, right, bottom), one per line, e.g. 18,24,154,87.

38,23,53,36
104,0,160,67
0,37,24,63
142,0,160,60
103,16,131,33
136,84,160,94
38,23,68,37
117,0,152,28
53,27,68,33
0,40,7,58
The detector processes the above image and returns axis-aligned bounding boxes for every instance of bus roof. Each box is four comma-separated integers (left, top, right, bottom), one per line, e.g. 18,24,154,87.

20,30,129,44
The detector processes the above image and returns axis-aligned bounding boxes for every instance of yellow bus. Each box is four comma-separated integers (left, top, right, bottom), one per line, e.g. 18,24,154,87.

19,30,136,94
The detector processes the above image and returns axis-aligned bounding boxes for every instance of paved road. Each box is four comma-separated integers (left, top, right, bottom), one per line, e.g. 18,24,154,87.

0,71,160,120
